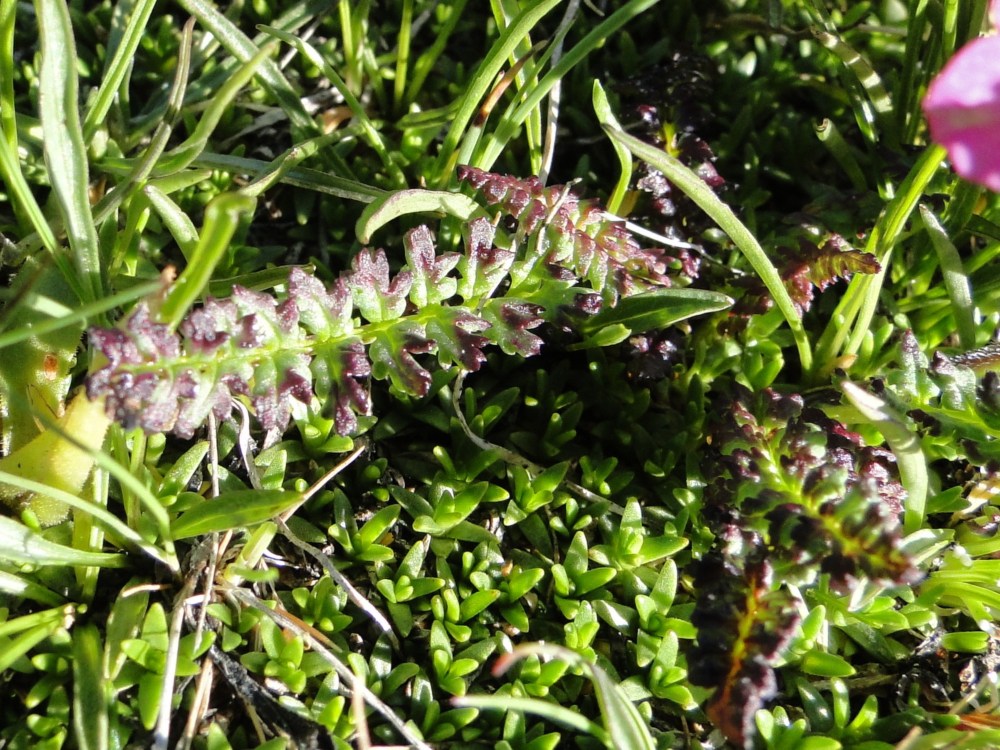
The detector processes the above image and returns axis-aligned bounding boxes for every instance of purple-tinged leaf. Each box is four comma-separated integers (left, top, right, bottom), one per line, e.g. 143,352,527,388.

368,322,435,396
404,225,459,306
458,217,512,300
288,268,353,339
459,168,671,301
180,298,237,354
346,248,413,323
481,300,544,357
689,555,800,749
425,309,491,371
250,353,313,432
312,340,371,435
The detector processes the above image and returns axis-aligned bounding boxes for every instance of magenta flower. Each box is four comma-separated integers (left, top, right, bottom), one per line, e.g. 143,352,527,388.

922,1,1000,192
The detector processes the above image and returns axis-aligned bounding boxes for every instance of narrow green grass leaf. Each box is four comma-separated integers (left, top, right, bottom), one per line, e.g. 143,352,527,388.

144,185,199,260
0,469,174,570
0,0,16,150
193,152,385,202
813,29,895,148
73,623,109,750
919,204,977,350
604,125,812,373
393,0,413,114
841,381,927,535
0,616,65,672
36,0,102,304
238,132,342,198
432,0,561,186
91,18,195,228
475,0,660,173
0,516,127,567
404,0,469,107
171,490,302,539
259,25,405,186
592,80,632,214
176,0,315,134
155,44,274,176
159,192,257,330
0,279,161,351
356,189,485,244
590,659,656,750
0,569,64,606
814,144,946,372
453,694,608,740
82,0,158,142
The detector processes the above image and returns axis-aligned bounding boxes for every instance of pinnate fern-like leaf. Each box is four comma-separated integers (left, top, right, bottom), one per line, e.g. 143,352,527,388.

88,170,699,439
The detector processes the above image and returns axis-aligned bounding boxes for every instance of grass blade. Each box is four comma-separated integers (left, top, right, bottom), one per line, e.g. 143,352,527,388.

813,144,946,373
356,189,485,244
36,0,102,304
592,80,632,214
0,516,127,567
841,381,928,535
920,204,978,350
431,0,561,187
176,0,315,135
259,25,405,186
82,0,158,142
73,623,109,750
159,192,257,330
453,694,608,740
475,0,660,173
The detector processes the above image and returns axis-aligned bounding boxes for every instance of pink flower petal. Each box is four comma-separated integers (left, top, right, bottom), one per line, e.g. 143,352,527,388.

923,36,1000,191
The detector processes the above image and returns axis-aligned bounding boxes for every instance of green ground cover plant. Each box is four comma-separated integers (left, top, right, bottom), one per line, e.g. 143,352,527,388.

3,0,1000,748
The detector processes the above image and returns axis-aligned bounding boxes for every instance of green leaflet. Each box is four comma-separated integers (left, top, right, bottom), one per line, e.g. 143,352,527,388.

171,490,303,539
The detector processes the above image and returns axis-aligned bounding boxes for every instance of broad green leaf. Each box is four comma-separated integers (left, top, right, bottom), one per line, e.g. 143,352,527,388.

0,517,126,567
801,650,857,678
171,490,302,539
576,288,732,345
